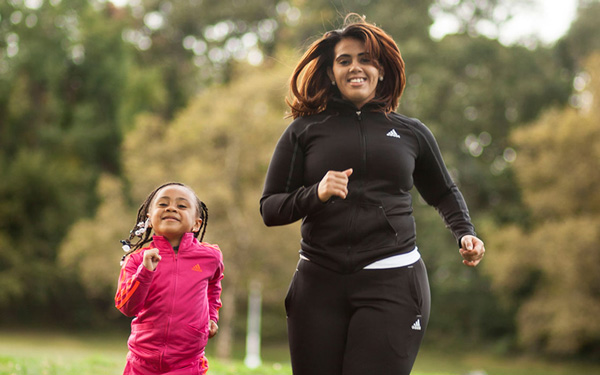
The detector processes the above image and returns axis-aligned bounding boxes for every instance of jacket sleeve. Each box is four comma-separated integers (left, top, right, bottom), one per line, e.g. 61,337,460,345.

412,121,476,245
260,122,326,226
114,252,155,317
208,249,224,323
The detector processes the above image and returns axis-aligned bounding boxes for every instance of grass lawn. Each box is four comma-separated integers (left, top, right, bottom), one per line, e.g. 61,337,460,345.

1,330,599,375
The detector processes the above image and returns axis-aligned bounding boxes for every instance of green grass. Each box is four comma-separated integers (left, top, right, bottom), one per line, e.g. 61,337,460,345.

0,330,292,375
1,330,599,375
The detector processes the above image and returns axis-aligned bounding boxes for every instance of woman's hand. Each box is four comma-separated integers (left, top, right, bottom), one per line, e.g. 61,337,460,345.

142,248,161,271
317,168,353,202
209,320,219,338
459,235,485,267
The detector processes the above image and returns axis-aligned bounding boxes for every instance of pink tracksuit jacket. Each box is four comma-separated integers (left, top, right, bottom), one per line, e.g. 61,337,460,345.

115,233,224,374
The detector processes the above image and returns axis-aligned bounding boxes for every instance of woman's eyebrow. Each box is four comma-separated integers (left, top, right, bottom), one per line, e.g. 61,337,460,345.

335,52,369,59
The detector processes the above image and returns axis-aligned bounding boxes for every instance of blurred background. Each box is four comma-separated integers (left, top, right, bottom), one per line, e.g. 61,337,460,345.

1,0,600,373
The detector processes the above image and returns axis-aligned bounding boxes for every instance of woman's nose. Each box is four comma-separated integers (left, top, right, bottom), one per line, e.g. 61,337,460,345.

349,62,362,72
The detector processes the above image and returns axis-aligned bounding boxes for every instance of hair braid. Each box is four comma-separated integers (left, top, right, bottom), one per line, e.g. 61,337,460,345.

196,200,208,242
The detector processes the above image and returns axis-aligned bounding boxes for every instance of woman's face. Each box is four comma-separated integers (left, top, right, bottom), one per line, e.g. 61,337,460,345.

328,37,383,109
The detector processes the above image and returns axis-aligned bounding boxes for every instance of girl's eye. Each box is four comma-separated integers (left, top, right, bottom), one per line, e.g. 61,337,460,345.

338,60,350,66
178,205,188,209
158,203,168,207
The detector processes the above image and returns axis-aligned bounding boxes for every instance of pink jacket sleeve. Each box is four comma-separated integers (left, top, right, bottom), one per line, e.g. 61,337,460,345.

115,253,155,317
208,250,224,323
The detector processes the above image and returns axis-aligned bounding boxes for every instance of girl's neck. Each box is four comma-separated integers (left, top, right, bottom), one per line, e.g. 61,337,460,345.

167,238,182,250
154,233,183,250
153,232,192,251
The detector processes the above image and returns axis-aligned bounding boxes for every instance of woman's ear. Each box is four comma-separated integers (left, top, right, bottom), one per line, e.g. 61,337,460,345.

327,67,335,85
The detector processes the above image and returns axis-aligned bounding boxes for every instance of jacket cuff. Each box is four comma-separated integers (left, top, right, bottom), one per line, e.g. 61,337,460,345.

457,232,477,248
136,263,156,283
306,183,328,212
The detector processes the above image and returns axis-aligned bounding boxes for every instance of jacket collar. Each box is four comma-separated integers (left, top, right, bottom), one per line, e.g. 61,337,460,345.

152,232,196,252
326,96,386,115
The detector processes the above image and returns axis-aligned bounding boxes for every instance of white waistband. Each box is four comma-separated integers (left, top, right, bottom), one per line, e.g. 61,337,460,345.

299,247,421,270
363,247,421,269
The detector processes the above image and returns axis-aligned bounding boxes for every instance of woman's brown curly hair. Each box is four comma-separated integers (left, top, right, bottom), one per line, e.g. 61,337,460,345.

287,13,406,118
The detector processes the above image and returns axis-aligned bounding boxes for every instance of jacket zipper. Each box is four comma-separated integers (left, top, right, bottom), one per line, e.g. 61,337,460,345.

162,250,178,371
357,111,368,179
345,110,367,270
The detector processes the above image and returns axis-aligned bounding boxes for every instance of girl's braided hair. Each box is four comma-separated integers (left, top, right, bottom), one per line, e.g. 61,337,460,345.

120,182,208,264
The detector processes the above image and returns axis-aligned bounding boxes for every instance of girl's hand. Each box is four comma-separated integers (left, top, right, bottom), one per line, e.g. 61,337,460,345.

209,320,219,338
317,168,353,202
459,235,485,267
143,248,161,271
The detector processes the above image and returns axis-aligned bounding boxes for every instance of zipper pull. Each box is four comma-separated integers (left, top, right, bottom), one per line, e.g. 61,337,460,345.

356,111,362,120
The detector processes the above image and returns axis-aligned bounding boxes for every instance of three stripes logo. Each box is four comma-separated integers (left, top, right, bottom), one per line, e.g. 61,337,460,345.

411,319,422,331
386,129,401,139
192,264,203,272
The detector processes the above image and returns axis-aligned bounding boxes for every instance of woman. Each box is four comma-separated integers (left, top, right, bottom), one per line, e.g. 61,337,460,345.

260,14,485,375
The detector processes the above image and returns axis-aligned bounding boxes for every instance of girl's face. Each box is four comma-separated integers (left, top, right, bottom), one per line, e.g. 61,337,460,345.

328,37,383,109
147,185,202,247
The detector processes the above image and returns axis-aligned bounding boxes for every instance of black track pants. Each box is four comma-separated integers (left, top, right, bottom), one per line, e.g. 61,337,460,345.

285,258,431,375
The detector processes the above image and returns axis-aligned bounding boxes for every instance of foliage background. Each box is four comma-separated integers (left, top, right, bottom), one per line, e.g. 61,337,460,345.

1,0,600,362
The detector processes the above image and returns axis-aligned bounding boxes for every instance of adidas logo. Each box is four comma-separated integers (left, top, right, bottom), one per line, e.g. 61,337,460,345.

192,264,203,272
411,319,422,331
386,129,401,139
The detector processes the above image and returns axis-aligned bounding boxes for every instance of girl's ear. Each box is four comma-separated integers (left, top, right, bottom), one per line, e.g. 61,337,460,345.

192,218,203,233
146,214,152,228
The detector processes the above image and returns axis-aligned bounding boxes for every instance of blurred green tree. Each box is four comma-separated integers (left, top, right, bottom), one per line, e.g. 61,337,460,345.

556,1,600,73
121,0,283,119
429,0,535,38
485,53,600,356
0,0,135,323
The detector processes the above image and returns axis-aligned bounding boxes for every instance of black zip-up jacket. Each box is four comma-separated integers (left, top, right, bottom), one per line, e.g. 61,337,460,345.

260,98,476,273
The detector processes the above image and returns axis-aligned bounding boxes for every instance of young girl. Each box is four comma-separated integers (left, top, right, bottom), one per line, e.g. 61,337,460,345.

115,182,224,375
